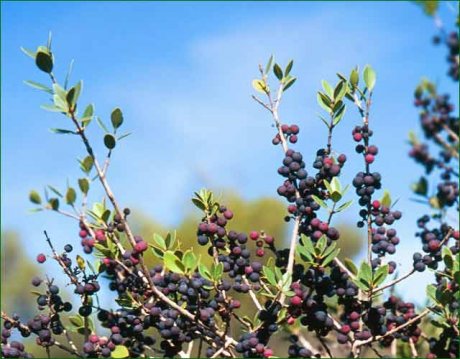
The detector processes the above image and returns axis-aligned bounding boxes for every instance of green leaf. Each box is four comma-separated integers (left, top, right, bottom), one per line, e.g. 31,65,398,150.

264,55,274,75
336,200,353,212
283,77,296,91
82,104,94,119
322,80,334,98
285,60,294,76
322,248,340,267
262,266,277,286
412,177,428,196
323,179,333,194
317,92,332,113
41,104,64,112
301,235,316,256
414,0,439,16
111,108,124,130
373,264,389,287
331,177,341,193
350,68,359,87
442,246,453,270
96,117,109,133
273,63,283,80
165,231,176,250
333,80,347,102
112,345,130,359
311,195,328,209
48,198,59,211
381,190,392,207
117,132,132,141
316,235,327,255
333,104,346,126
103,134,116,150
21,47,36,59
63,59,74,90
50,128,77,135
358,261,372,286
80,156,94,174
29,190,42,204
68,315,83,327
65,187,77,205
35,50,53,73
198,264,212,281
297,245,314,263
24,80,53,94
211,262,224,281
152,233,166,250
363,65,376,92
78,178,90,195
66,81,82,109
183,250,198,271
344,258,358,275
163,251,185,274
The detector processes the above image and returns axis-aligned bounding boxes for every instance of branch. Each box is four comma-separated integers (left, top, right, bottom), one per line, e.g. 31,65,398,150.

1,312,82,357
353,308,430,350
372,269,416,295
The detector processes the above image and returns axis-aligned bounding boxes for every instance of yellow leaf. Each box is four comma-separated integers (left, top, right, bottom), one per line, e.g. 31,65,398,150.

252,79,268,94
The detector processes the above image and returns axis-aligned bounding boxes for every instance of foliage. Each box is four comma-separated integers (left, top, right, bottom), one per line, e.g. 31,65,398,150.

1,9,459,359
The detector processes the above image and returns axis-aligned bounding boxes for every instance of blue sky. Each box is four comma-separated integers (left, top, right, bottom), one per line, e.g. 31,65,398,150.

2,1,458,304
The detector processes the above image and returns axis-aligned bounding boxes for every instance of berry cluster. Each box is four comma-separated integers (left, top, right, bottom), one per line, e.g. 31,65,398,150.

287,335,313,358
381,296,423,346
2,317,33,358
433,31,459,81
272,124,300,145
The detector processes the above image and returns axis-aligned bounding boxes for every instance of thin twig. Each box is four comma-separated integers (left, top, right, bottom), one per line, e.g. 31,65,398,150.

372,269,416,295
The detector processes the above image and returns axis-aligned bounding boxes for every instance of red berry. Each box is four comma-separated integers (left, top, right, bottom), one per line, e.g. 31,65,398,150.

287,317,295,325
353,133,362,142
281,124,289,133
134,241,148,253
323,157,333,166
287,205,297,214
89,335,99,343
95,230,106,242
223,210,233,220
290,124,299,134
245,266,253,275
349,311,360,321
341,325,351,334
36,253,46,263
368,145,378,155
79,230,88,238
428,240,440,251
208,223,217,234
372,200,380,209
290,296,302,306
263,348,273,358
249,231,259,240
365,154,375,164
103,258,111,266
337,154,347,163
318,222,329,232
453,231,459,240
256,248,265,257
350,321,360,331
231,299,241,309
264,236,274,245
289,135,298,143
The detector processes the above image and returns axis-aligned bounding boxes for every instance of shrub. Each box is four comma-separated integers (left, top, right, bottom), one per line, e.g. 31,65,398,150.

1,10,458,359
